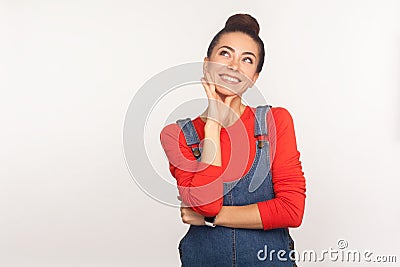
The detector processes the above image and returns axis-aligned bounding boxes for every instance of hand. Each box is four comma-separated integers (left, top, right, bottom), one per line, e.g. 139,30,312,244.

178,196,205,226
201,70,240,127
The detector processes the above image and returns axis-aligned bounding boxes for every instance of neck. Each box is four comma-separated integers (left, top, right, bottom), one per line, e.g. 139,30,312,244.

228,96,246,117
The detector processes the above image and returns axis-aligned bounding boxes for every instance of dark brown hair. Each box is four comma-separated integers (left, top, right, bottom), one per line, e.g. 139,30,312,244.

206,14,265,73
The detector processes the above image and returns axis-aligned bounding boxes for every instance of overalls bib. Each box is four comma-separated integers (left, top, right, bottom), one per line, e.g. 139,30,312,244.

176,105,297,267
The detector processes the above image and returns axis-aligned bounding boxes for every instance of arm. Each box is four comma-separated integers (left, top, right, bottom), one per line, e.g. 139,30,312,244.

180,108,306,230
215,204,263,229
201,120,222,166
160,124,223,217
256,107,306,230
223,108,305,230
180,202,263,229
160,72,239,217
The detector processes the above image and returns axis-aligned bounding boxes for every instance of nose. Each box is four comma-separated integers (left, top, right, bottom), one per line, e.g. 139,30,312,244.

227,57,239,71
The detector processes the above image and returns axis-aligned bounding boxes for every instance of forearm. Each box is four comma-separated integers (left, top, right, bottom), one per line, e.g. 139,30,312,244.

180,120,222,216
161,123,224,217
201,120,222,166
214,204,263,229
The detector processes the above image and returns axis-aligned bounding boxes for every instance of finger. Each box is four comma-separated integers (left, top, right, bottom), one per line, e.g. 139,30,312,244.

204,71,216,92
180,207,184,216
201,77,212,98
205,71,226,104
180,207,188,217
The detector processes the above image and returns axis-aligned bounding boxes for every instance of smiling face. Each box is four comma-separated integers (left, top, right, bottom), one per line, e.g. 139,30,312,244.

204,31,260,97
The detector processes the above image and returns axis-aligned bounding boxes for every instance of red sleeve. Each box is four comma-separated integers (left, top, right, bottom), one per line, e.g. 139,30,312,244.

257,107,306,230
160,123,223,216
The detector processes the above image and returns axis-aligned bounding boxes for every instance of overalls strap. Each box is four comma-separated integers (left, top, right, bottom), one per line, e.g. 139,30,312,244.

176,118,201,159
254,105,272,148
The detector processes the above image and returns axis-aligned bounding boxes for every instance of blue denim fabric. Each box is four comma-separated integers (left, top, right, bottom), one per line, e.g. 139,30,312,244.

176,105,296,267
176,118,202,161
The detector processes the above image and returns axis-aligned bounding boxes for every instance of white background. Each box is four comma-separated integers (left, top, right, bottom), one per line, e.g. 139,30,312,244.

1,0,400,266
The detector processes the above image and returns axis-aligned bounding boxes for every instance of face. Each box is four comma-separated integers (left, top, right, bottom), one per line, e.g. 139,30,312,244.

204,31,260,97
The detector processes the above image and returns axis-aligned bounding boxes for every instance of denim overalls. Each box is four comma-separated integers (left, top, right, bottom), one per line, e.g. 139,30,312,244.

176,105,297,267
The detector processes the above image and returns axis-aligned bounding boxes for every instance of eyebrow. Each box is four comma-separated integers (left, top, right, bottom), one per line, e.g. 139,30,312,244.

217,45,257,58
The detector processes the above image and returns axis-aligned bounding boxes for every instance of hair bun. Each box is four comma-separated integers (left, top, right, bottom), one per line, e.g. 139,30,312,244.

225,13,260,36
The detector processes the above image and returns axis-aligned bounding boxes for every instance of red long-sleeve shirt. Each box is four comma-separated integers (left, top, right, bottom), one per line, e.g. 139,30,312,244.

160,106,306,230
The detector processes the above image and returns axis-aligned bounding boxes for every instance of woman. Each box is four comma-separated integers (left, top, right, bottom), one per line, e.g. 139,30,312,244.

160,13,306,266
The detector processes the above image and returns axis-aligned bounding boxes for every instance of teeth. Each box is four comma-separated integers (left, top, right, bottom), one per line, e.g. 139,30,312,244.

221,75,240,83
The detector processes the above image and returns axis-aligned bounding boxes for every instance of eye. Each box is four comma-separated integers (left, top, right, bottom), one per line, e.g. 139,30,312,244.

219,50,230,57
243,57,253,64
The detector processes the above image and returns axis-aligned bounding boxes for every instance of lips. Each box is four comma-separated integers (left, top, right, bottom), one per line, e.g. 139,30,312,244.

219,73,242,84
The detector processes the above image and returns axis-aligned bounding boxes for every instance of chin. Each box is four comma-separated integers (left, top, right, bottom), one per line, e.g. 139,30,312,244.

215,85,239,96
216,85,248,98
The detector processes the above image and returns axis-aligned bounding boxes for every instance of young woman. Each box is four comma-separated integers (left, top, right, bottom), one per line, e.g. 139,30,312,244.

160,13,306,267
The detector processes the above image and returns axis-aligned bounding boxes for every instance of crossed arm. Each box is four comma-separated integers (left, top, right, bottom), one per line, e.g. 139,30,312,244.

180,199,263,229
178,118,264,229
161,107,306,231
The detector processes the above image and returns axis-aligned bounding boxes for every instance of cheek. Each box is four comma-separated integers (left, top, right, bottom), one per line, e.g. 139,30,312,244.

206,62,226,76
242,66,258,80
